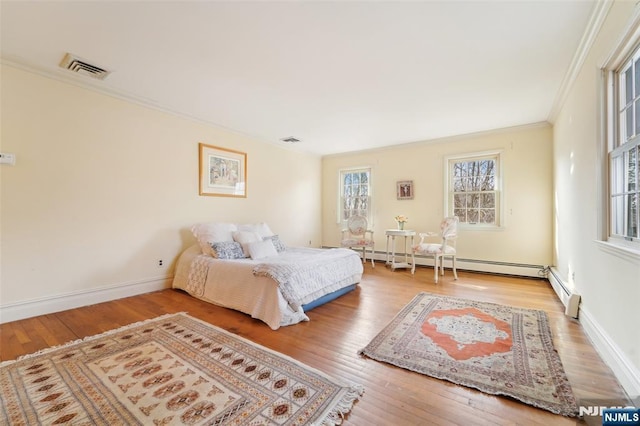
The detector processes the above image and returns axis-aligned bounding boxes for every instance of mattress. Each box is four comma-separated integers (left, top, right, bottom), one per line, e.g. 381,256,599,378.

172,245,363,329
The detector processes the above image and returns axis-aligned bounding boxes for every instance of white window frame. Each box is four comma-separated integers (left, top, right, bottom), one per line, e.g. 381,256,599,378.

444,150,503,229
601,9,640,252
337,166,373,225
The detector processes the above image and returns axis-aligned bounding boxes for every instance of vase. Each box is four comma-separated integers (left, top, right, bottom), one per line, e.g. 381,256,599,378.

397,222,404,230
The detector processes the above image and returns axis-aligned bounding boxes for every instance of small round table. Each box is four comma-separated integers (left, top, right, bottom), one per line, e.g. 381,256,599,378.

385,229,416,271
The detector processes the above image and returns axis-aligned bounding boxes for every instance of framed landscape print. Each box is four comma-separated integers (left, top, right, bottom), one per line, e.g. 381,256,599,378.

199,143,247,197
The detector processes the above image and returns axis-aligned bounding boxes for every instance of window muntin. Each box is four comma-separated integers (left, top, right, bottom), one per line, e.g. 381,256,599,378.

447,152,501,227
339,168,371,223
609,43,640,244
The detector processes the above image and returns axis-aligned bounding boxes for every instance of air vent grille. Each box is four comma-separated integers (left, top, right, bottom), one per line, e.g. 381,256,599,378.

59,53,111,80
280,137,301,143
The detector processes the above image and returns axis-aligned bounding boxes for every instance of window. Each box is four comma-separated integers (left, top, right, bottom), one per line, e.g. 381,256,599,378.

339,167,372,223
608,42,640,246
446,152,501,227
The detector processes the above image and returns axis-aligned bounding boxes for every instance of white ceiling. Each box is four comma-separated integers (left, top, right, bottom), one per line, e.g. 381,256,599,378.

1,1,596,156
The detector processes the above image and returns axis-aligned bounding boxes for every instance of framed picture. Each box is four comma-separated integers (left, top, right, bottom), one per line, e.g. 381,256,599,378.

199,143,247,197
397,180,413,200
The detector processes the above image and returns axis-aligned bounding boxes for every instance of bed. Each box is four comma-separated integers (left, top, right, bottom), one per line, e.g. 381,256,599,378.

172,222,364,329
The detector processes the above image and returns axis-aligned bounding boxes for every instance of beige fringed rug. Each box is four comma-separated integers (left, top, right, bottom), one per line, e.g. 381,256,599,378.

1,313,363,425
359,292,578,417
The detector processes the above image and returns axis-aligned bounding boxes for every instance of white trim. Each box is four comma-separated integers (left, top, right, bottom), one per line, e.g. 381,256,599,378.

596,68,610,241
595,239,640,263
406,252,544,277
443,150,504,228
321,122,550,159
579,306,640,397
0,276,173,324
325,247,546,278
0,59,314,157
337,166,374,226
437,258,542,278
457,222,506,232
442,149,504,162
548,0,613,123
599,3,640,252
599,1,640,69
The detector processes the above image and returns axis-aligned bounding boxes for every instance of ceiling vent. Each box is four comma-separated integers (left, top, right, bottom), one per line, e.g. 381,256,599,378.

280,136,301,143
59,53,111,80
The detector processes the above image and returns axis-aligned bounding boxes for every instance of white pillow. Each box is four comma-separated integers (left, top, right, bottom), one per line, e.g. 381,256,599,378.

237,222,275,238
232,231,262,257
191,222,238,256
247,239,278,260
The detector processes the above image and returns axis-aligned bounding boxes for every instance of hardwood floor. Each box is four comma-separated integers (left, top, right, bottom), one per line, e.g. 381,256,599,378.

0,264,630,425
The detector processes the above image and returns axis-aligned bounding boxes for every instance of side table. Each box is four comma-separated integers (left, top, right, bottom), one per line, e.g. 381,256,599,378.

385,229,416,271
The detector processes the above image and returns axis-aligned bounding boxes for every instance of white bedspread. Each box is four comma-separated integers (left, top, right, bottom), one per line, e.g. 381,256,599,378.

172,245,363,329
252,247,362,311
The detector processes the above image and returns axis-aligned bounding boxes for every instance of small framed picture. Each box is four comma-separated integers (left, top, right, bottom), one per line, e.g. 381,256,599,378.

199,143,247,197
397,180,413,200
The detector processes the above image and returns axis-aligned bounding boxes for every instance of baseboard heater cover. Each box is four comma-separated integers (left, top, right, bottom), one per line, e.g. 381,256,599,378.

326,246,549,278
547,267,581,318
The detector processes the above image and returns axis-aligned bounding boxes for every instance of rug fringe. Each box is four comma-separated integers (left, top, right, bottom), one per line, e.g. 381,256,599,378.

0,312,186,367
316,384,365,426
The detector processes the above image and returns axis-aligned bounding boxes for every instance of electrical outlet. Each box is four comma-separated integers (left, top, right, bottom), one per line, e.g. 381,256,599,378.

158,259,164,268
0,153,16,165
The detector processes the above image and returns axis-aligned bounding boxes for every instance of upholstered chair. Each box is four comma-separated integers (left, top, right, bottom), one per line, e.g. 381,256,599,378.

340,215,375,267
411,216,459,283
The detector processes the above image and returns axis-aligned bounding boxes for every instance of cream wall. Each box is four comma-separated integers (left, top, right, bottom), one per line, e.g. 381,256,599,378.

553,1,640,395
0,64,321,315
322,124,553,268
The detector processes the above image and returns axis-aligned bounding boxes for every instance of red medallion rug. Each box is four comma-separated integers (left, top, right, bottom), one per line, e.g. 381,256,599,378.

358,292,579,417
1,313,363,425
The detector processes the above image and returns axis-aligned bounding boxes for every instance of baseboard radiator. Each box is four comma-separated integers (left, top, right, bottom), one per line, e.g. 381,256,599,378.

415,254,581,318
546,267,581,318
329,246,549,278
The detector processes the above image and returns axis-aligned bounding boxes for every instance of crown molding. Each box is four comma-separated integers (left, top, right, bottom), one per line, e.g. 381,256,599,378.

547,0,614,123
599,0,640,68
0,57,317,157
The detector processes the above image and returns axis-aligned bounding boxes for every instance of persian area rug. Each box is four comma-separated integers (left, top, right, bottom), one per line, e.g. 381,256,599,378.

1,313,363,425
358,292,578,417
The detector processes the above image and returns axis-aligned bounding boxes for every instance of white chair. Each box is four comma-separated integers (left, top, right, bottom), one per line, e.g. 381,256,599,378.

341,215,375,267
411,216,458,283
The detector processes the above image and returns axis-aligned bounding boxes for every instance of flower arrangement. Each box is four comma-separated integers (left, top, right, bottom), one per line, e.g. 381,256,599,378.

394,215,408,230
394,215,408,223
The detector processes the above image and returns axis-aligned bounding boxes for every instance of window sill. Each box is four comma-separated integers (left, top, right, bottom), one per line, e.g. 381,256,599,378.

594,240,640,264
459,223,505,232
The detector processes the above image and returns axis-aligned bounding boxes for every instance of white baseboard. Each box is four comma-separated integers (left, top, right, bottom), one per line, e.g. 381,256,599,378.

363,249,546,278
0,276,173,324
579,306,640,397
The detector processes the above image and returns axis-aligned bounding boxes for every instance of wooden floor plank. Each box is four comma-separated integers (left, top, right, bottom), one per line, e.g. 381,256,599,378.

0,264,630,424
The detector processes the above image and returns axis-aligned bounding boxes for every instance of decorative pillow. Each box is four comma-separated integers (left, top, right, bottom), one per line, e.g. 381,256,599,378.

211,241,245,259
263,235,286,252
247,239,278,260
232,231,262,257
191,222,238,256
237,222,275,238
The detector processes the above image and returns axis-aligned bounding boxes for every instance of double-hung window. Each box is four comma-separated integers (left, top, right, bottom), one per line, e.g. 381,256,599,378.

607,41,640,247
339,167,372,223
446,152,502,227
